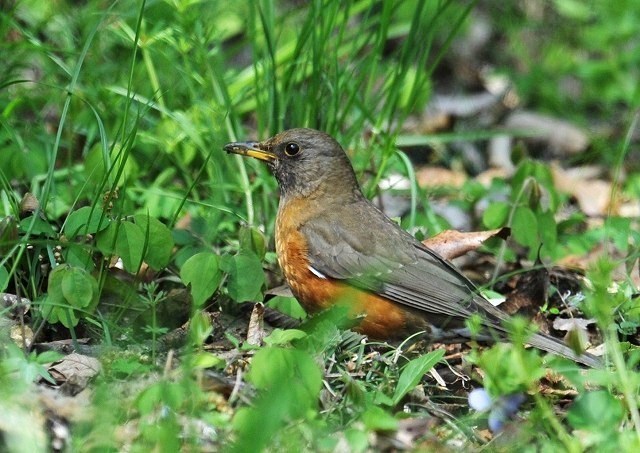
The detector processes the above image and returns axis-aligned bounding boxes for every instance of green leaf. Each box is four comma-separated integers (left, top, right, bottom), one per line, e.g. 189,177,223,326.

482,201,510,229
59,307,80,328
0,265,8,292
190,351,224,370
264,329,307,346
19,215,56,237
61,267,95,308
96,221,145,273
63,243,95,270
64,206,110,236
567,390,624,431
392,349,445,405
232,347,322,453
344,428,369,452
46,265,68,307
189,310,214,345
247,347,322,396
35,350,64,364
239,225,267,259
180,252,222,307
133,214,174,269
84,142,139,189
266,296,307,319
538,210,558,254
223,252,265,302
511,206,538,249
361,405,398,431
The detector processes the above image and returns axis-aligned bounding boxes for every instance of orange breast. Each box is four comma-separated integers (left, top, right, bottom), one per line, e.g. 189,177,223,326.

275,197,418,339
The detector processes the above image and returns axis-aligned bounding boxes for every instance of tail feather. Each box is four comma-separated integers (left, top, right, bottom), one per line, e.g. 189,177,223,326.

527,332,602,368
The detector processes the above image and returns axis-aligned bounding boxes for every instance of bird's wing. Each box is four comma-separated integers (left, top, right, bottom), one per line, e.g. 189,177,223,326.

301,200,505,323
300,200,604,368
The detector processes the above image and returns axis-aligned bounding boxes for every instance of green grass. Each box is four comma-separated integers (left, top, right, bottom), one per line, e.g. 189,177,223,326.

1,0,640,451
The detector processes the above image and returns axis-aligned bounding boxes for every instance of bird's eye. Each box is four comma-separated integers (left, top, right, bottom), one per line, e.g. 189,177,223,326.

284,142,301,156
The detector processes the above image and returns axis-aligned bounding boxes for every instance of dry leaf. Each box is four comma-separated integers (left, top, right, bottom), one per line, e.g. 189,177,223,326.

246,303,265,346
552,317,595,332
475,167,510,187
48,353,101,394
430,92,502,117
416,167,467,189
422,227,510,260
505,111,589,155
552,163,614,217
488,134,515,173
10,324,34,348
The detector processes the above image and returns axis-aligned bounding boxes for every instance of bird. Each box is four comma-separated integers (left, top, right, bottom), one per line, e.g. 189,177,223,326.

224,128,601,367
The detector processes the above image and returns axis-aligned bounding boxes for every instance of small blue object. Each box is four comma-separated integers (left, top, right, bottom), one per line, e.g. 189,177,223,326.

468,387,525,433
468,388,492,412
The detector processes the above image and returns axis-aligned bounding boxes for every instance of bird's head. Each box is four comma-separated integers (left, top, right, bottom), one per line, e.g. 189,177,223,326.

225,128,362,201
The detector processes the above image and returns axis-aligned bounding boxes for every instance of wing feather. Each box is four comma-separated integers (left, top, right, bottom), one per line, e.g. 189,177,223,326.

300,200,499,324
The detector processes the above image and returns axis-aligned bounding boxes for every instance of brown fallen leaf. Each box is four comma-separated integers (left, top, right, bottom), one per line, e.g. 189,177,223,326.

474,167,511,187
416,166,467,189
552,317,595,332
246,303,265,346
505,110,589,155
10,324,34,348
551,163,615,217
48,353,101,395
559,242,639,287
422,227,510,260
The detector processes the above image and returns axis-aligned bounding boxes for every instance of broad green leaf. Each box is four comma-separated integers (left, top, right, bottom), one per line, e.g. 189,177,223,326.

239,225,267,259
511,206,538,249
266,296,307,319
538,210,558,255
392,349,445,405
84,143,139,189
191,351,224,370
96,221,145,272
344,428,369,452
180,252,222,307
64,243,95,270
133,214,174,269
264,329,307,346
46,265,68,307
64,206,110,236
247,347,322,397
567,390,624,430
35,350,64,364
61,267,96,308
361,405,398,431
40,295,59,324
19,215,56,237
483,202,510,229
189,310,214,344
59,307,80,328
232,347,322,453
223,252,265,302
115,222,146,272
135,382,164,415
